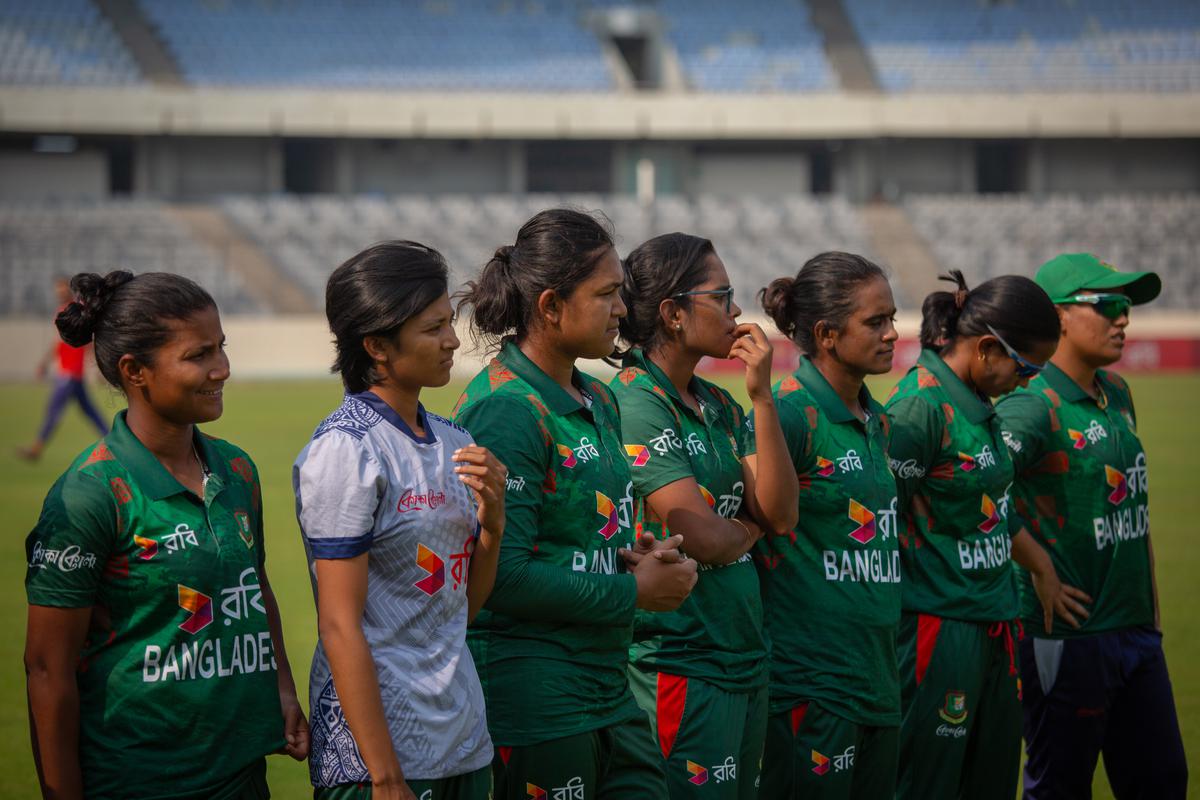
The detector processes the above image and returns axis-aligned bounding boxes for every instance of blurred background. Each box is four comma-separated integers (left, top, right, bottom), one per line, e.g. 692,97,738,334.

1,0,1198,377
3,4,1200,798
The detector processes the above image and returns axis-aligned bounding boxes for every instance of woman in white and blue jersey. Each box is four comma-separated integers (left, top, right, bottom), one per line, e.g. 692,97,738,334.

294,241,507,800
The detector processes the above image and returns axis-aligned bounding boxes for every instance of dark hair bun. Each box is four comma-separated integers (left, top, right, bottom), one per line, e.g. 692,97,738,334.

759,276,797,340
55,270,134,347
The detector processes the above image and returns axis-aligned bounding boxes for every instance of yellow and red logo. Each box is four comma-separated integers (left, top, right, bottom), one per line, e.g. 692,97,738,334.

414,543,446,596
1068,429,1087,450
177,585,213,634
847,499,876,544
1105,465,1128,505
596,492,620,540
686,761,709,785
557,444,578,468
816,456,836,477
525,784,547,800
978,494,1001,534
957,451,976,471
134,533,158,561
625,444,650,467
811,749,830,776
699,485,716,508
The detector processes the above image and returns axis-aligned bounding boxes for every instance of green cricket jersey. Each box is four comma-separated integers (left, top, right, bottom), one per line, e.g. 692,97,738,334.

750,357,901,726
885,349,1019,622
453,340,642,746
25,411,284,800
996,363,1153,638
610,349,766,691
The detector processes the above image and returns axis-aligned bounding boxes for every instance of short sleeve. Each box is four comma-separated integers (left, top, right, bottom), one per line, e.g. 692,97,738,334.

884,395,940,511
294,431,385,559
26,471,118,608
995,393,1051,475
618,386,694,496
764,398,813,472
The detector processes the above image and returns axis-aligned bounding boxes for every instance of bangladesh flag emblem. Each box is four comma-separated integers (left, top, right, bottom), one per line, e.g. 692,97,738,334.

234,510,254,548
939,690,968,725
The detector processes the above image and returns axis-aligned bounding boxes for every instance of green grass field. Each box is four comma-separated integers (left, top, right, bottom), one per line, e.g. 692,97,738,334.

2,374,1196,799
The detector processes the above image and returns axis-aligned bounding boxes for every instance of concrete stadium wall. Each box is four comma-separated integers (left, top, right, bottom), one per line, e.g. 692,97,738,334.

0,151,107,200
6,313,1200,382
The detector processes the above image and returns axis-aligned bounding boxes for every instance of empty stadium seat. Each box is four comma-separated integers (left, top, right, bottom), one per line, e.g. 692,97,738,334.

0,0,142,86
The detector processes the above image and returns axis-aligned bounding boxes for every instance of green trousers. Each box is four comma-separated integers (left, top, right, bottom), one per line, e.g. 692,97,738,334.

628,667,768,800
759,700,898,800
896,613,1023,800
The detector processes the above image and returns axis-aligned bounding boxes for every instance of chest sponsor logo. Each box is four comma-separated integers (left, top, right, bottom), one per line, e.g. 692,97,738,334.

177,585,214,634
958,446,995,471
847,497,897,544
397,488,446,513
506,475,527,492
1001,430,1022,453
812,746,855,776
816,456,836,477
625,444,650,467
29,541,100,573
978,493,1002,534
888,457,926,479
847,499,876,544
684,432,707,456
134,533,159,561
1069,420,1108,450
571,437,601,464
715,481,744,518
414,543,446,596
939,690,968,725
1105,465,1128,505
838,450,864,472
596,491,621,540
687,761,708,785
557,444,578,469
699,485,716,508
649,427,683,455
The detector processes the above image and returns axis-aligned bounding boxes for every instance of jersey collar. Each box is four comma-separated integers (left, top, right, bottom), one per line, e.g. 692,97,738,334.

352,391,436,444
104,410,229,501
498,338,592,416
917,348,994,425
794,356,884,424
623,347,719,420
1039,361,1093,404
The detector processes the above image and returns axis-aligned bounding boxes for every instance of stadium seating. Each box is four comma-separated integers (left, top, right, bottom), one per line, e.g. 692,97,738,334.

904,193,1200,309
652,0,834,92
137,0,612,91
0,200,260,314
218,193,877,309
843,0,1200,93
0,0,142,86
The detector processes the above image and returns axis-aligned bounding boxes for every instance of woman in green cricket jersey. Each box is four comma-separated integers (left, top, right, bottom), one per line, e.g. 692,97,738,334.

996,254,1187,800
24,271,308,800
453,209,698,799
610,233,799,800
887,270,1089,800
754,251,900,800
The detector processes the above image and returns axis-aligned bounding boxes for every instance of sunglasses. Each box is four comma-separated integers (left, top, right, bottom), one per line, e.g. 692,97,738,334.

985,324,1046,379
672,286,735,314
1058,293,1133,320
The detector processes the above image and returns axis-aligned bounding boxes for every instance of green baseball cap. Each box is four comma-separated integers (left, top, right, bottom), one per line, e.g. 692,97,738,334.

1035,253,1161,305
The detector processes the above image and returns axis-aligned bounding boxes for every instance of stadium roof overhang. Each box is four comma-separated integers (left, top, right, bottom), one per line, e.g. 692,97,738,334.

1,87,1198,139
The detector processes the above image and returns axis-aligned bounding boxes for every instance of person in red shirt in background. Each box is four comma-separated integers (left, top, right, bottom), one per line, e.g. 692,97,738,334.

17,276,109,462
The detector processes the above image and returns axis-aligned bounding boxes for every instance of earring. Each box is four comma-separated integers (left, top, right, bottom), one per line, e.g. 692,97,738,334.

978,354,985,361
675,324,682,330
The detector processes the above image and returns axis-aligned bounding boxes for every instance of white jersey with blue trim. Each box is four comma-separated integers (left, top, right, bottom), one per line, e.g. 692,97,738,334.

293,392,491,785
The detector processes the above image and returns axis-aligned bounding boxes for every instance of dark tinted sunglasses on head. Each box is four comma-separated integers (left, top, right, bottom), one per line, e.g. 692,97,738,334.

985,324,1046,379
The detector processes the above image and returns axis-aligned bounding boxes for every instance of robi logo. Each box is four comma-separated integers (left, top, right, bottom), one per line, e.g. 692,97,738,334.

557,444,578,469
525,784,547,800
177,585,213,634
686,761,709,785
596,492,620,540
811,750,830,776
847,499,876,544
1105,465,1128,505
414,543,445,596
816,456,836,477
625,444,650,467
978,494,1001,534
698,485,716,508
